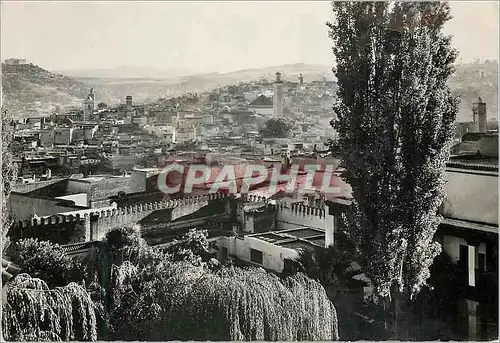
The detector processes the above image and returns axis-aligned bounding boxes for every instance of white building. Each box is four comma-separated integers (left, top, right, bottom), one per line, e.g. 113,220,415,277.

4,58,28,65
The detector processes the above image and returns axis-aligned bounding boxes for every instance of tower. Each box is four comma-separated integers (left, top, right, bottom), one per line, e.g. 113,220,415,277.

472,97,487,133
273,71,284,118
125,96,133,119
89,88,96,109
299,73,304,86
83,95,93,121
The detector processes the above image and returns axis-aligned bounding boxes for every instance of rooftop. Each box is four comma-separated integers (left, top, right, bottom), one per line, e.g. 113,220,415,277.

249,227,325,251
249,94,273,107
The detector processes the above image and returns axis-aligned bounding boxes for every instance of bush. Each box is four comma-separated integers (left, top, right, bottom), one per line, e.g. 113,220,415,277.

10,238,85,288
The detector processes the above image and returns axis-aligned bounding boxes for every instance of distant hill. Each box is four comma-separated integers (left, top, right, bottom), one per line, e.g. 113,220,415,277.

1,63,112,117
449,62,498,122
3,61,497,122
65,63,333,104
56,65,195,79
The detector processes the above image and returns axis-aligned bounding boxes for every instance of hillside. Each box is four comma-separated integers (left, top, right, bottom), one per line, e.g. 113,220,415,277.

3,61,498,122
57,65,195,79
449,62,498,122
69,63,333,104
1,63,112,117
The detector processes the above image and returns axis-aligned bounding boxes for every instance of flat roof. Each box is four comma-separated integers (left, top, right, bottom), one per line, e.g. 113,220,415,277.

280,228,324,239
250,227,325,243
278,240,317,250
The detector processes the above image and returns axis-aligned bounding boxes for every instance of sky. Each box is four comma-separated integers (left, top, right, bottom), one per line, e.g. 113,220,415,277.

1,1,498,73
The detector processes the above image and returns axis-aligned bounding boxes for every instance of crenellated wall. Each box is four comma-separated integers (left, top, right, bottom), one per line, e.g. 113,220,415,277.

273,201,327,230
12,193,232,244
238,194,332,239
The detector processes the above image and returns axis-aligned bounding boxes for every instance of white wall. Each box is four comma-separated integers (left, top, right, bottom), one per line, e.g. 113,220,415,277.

218,236,299,273
275,206,333,232
442,169,498,225
249,107,273,116
55,193,88,207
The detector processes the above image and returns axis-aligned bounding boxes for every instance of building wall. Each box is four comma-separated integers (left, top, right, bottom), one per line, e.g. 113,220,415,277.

441,169,498,225
249,107,273,116
39,130,55,147
54,193,88,207
275,204,331,232
12,178,62,194
218,235,299,273
54,128,73,145
130,170,148,193
9,193,83,221
90,178,132,200
107,155,140,170
65,180,91,199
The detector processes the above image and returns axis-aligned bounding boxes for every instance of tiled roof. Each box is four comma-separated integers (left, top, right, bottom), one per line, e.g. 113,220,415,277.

249,94,273,107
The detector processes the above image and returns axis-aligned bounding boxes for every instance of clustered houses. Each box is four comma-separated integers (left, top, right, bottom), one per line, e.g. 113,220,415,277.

11,72,337,181
4,70,498,340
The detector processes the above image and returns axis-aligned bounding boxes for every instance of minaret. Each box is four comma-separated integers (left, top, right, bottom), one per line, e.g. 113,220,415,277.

472,97,487,133
273,71,284,118
125,95,133,119
299,73,304,86
83,95,93,121
89,88,96,109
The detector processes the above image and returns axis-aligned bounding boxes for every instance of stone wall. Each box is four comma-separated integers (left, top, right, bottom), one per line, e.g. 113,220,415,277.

12,178,62,194
274,202,327,231
9,192,84,221
12,193,231,244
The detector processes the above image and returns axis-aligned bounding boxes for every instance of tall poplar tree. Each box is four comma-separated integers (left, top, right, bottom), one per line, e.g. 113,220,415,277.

328,0,458,328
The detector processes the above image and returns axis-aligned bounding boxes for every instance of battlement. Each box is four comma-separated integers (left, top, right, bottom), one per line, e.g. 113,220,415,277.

270,201,326,218
15,192,230,229
242,194,269,203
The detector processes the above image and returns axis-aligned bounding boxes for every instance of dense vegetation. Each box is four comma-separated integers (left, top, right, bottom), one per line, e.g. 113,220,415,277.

2,228,339,341
260,118,292,138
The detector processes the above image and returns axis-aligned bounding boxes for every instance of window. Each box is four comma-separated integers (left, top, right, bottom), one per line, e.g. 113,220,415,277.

220,247,228,261
459,244,476,287
250,249,263,265
459,245,468,271
283,258,296,273
478,253,486,272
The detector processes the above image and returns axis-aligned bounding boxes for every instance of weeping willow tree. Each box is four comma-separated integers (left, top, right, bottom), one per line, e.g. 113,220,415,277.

107,261,339,341
2,274,97,341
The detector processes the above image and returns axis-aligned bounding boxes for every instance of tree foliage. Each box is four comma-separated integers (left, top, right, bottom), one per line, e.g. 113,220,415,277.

10,238,85,288
106,261,339,341
2,274,97,341
329,1,459,300
260,118,292,138
162,228,214,266
3,227,340,341
291,233,361,300
1,107,18,254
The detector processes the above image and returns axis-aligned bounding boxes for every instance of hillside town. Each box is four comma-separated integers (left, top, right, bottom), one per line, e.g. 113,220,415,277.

9,71,340,181
1,2,498,342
